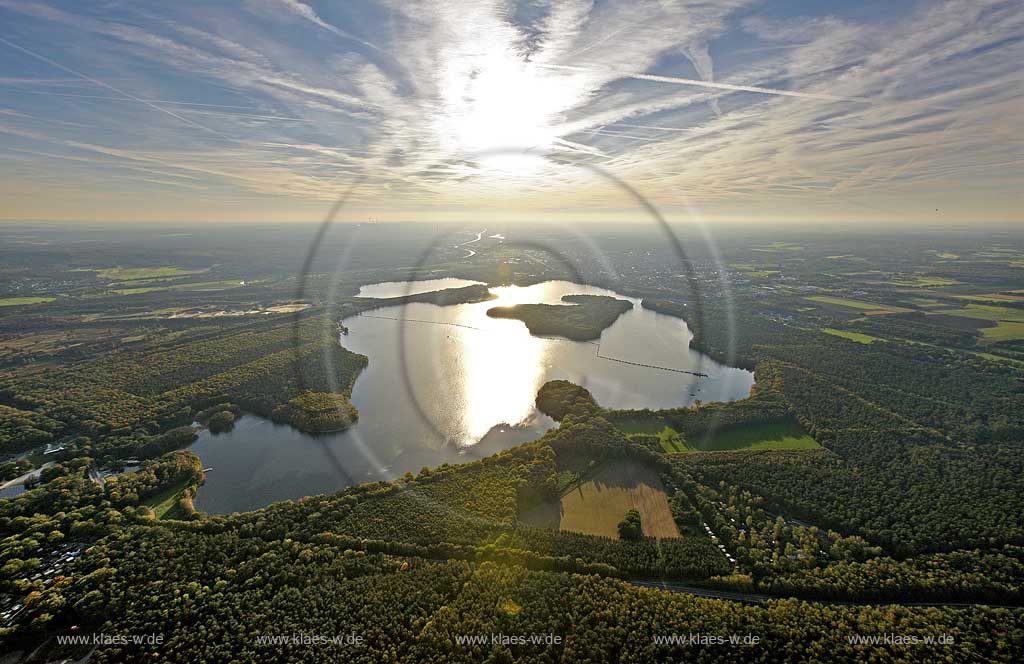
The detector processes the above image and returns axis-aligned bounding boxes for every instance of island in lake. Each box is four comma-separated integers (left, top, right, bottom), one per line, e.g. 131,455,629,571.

486,293,633,340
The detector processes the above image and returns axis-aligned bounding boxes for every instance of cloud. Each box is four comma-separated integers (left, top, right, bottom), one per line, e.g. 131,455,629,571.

0,0,1020,222
271,0,381,52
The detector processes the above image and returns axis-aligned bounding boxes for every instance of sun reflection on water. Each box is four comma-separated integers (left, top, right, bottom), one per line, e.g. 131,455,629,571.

424,282,606,447
383,280,751,450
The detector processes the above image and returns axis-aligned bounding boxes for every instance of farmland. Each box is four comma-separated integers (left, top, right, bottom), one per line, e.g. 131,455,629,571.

935,304,1024,323
110,279,253,295
823,328,881,344
931,304,1024,342
0,296,55,307
805,295,912,314
93,266,209,281
556,461,680,539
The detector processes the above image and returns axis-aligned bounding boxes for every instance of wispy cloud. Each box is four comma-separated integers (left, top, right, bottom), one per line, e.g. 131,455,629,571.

0,0,1020,223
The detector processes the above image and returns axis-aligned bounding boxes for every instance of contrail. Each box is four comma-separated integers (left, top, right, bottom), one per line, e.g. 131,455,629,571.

277,0,381,53
0,36,231,138
540,63,870,104
615,122,702,132
629,71,869,103
3,89,269,111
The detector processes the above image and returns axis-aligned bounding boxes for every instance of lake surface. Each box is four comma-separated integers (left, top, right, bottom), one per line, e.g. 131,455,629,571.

189,280,754,514
356,277,484,298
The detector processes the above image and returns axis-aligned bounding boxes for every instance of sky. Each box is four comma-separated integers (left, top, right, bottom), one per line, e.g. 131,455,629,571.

0,0,1021,225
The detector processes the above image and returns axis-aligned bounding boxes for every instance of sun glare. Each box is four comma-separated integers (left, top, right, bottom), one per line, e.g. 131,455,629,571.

435,41,569,175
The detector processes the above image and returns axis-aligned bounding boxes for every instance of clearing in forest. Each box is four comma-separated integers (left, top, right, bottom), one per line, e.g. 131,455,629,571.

823,328,881,344
555,461,680,539
615,416,692,453
689,420,820,452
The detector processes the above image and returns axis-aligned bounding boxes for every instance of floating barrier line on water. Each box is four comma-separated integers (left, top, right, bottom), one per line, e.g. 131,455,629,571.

357,313,485,331
594,348,709,377
355,313,712,377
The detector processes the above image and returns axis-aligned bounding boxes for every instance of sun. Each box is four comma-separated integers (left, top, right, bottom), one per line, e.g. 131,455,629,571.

434,40,571,174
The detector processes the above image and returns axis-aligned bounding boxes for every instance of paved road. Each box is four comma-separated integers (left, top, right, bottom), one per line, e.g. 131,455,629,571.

0,461,54,491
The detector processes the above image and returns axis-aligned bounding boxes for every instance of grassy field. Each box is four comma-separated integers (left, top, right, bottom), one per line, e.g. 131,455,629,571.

951,293,1024,303
557,461,675,541
887,276,961,287
0,296,55,307
909,297,945,308
979,321,1024,342
937,305,1024,323
690,420,820,452
977,352,1024,367
112,279,251,295
614,415,819,453
557,461,680,539
94,266,208,281
142,480,192,519
805,296,911,314
752,242,804,252
823,328,882,344
614,416,692,453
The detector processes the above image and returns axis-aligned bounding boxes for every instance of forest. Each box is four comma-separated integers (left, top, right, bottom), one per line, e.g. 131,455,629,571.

15,526,1021,664
2,230,1023,661
487,294,633,340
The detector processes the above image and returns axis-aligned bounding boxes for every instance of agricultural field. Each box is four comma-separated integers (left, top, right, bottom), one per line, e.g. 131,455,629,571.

980,322,1024,342
823,328,882,344
929,304,1024,342
935,304,1024,323
751,242,804,252
110,279,252,295
741,270,781,279
886,276,961,287
951,293,1024,303
92,266,209,281
804,295,912,315
556,460,680,539
0,296,55,307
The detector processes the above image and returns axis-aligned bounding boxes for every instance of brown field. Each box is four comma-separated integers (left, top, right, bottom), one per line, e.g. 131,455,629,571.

556,461,680,539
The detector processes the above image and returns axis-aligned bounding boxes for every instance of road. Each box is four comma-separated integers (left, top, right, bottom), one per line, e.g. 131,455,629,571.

0,461,54,491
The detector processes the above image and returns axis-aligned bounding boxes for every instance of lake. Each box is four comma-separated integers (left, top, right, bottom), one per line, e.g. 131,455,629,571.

188,280,754,513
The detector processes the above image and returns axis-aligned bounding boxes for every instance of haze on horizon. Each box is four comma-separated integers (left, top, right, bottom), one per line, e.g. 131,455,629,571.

0,0,1021,226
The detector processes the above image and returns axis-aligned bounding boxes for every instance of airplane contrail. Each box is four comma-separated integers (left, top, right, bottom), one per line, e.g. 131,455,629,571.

277,0,382,53
629,71,870,103
540,63,870,104
0,36,231,138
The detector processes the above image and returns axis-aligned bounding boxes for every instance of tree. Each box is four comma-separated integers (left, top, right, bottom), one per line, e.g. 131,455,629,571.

618,509,642,541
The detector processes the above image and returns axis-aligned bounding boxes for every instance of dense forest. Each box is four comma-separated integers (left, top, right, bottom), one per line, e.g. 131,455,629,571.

16,527,1021,664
